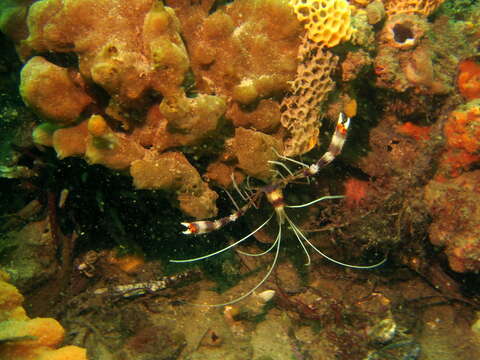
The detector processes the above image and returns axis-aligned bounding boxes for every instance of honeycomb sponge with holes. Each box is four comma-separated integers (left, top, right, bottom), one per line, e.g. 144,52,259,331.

289,0,355,47
280,41,339,156
384,0,446,17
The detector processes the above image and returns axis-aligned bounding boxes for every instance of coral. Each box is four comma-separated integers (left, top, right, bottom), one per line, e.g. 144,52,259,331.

280,41,339,156
457,59,480,100
156,93,227,150
289,0,355,47
53,121,89,159
343,98,358,118
86,114,108,138
351,0,374,6
280,0,361,156
425,171,480,272
0,270,87,359
20,56,92,125
384,0,446,17
424,100,480,272
85,131,147,171
436,100,480,179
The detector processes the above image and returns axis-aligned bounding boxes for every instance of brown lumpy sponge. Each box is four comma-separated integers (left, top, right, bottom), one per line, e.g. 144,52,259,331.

12,0,306,219
232,127,282,182
24,0,188,104
20,56,92,125
130,152,218,219
174,0,302,104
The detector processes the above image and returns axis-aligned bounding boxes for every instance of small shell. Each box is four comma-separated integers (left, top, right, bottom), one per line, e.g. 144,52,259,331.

256,289,276,303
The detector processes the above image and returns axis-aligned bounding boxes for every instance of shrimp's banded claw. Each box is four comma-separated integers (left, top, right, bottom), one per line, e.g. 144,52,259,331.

181,222,200,235
337,112,350,135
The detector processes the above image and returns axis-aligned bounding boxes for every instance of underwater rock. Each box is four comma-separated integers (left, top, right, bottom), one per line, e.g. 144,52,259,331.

118,325,186,360
425,170,480,273
2,219,58,291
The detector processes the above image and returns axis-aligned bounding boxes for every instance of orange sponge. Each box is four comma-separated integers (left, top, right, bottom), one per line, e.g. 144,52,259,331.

437,102,480,178
457,59,480,100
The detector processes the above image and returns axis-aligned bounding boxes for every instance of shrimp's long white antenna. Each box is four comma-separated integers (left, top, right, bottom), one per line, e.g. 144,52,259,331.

236,231,279,257
170,214,273,263
231,172,249,201
284,213,311,266
271,147,309,168
223,188,241,211
194,223,282,307
268,160,295,177
288,215,386,269
286,195,344,209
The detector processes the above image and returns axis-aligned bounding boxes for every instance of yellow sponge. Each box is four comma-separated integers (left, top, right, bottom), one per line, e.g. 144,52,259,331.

289,0,354,47
0,270,88,360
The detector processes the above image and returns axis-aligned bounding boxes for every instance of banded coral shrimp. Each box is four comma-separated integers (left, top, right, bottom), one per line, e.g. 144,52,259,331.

170,113,387,306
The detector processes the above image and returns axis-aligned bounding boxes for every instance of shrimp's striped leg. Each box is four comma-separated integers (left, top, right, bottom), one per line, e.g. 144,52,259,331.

172,214,274,264
300,112,351,178
181,203,251,235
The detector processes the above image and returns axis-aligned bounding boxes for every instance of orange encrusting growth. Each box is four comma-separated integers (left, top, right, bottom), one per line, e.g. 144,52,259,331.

395,122,431,141
107,252,145,273
436,104,480,179
344,178,369,208
457,60,480,100
344,99,357,118
445,108,480,153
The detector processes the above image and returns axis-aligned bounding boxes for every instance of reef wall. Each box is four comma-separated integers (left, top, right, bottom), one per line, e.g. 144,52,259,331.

1,0,480,274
